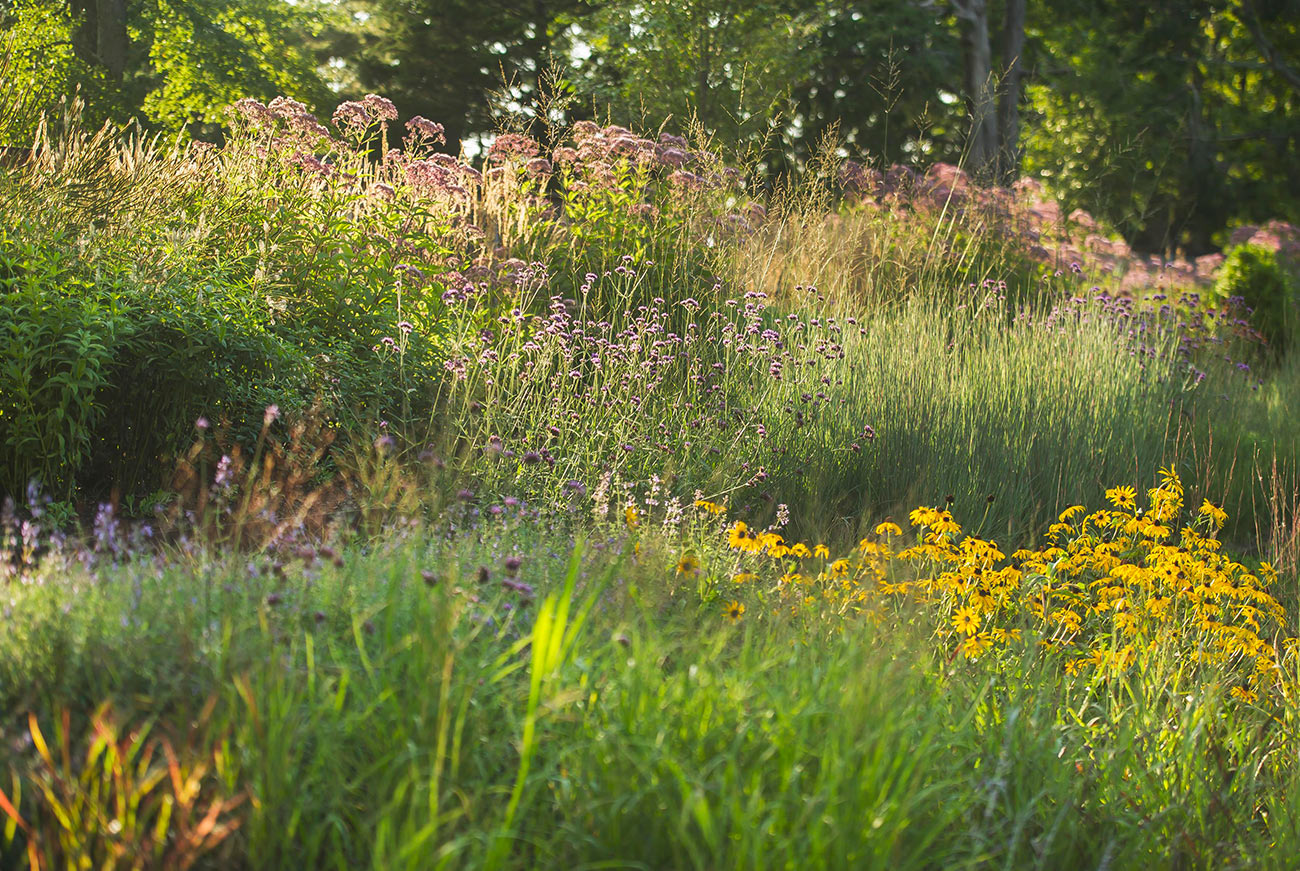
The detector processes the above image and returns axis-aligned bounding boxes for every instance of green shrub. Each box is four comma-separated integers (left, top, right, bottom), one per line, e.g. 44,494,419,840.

0,220,321,499
1214,243,1298,352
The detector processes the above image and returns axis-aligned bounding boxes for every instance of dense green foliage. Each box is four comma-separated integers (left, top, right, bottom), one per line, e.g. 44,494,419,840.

0,0,328,136
6,1,1299,250
3,511,1300,868
1215,243,1299,350
3,11,1300,864
1025,0,1300,254
0,218,314,499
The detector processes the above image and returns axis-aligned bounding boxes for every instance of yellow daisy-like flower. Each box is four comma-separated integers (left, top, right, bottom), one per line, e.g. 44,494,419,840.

951,606,980,635
676,553,701,576
723,600,746,622
874,521,903,537
909,506,939,528
932,512,961,536
694,499,726,515
959,633,993,659
727,521,751,550
1198,499,1227,530
859,539,886,556
790,543,812,558
1229,686,1258,704
733,572,758,584
1058,504,1086,523
1105,485,1137,510
624,505,640,528
813,544,830,559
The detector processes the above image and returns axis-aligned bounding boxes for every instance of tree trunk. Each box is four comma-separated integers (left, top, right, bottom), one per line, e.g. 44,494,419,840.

97,0,128,80
954,0,997,180
997,0,1026,184
70,0,98,67
69,0,128,81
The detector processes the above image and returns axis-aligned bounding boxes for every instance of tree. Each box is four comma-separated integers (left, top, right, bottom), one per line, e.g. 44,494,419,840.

789,0,967,168
952,0,1026,182
573,0,816,149
1025,0,1300,254
325,0,590,153
1,0,330,134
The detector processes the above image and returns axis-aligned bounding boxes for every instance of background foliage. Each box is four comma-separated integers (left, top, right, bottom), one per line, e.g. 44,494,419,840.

4,0,1298,251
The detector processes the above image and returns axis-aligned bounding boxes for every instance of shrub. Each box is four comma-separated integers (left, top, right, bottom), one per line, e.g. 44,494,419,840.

0,218,316,500
1214,243,1298,352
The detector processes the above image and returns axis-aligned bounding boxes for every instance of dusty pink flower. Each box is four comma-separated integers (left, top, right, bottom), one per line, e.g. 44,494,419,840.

362,94,399,121
404,116,446,145
487,133,541,163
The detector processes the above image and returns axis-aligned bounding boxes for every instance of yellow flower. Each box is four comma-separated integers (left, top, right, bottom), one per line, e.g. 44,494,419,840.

791,543,812,558
727,521,751,550
1058,504,1086,523
813,544,830,559
874,521,903,537
1199,499,1227,530
694,499,726,515
1105,486,1137,510
723,600,746,622
624,505,640,528
951,606,980,635
1229,686,1258,704
909,506,939,528
676,553,701,576
733,572,758,584
859,539,886,556
932,512,961,535
959,633,993,659
830,559,850,578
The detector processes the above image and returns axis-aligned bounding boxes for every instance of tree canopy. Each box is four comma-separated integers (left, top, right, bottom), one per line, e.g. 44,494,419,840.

4,0,1299,253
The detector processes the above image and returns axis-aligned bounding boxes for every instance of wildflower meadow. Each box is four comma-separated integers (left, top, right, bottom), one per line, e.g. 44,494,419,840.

4,83,1300,870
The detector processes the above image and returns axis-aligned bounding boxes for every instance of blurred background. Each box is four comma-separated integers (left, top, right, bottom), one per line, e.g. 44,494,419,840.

2,0,1298,258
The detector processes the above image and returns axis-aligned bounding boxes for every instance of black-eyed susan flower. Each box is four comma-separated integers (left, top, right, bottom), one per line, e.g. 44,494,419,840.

951,606,980,635
1105,485,1137,510
1199,498,1227,529
1058,504,1086,523
874,521,902,537
933,515,960,536
723,600,745,622
676,553,701,576
733,572,757,585
959,633,993,659
624,505,640,528
909,506,939,528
